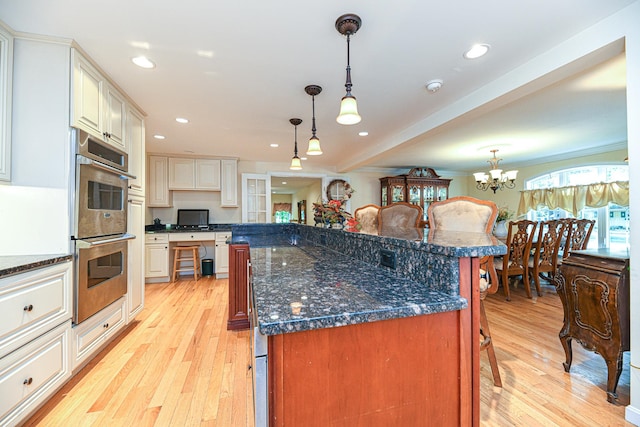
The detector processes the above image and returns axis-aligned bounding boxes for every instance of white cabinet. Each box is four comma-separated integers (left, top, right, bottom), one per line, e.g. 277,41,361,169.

127,107,145,197
0,24,13,183
145,233,170,280
0,262,72,359
147,155,172,207
0,321,71,427
215,232,231,277
71,49,127,151
169,157,221,190
127,196,145,323
220,159,238,207
0,261,72,426
72,297,126,371
196,159,221,190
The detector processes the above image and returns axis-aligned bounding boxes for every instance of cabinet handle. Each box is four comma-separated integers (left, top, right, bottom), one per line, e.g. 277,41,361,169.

23,377,33,385
104,323,109,328
23,304,34,312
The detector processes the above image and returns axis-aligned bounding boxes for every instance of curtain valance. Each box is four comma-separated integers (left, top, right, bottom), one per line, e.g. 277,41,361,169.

517,181,629,217
273,203,292,213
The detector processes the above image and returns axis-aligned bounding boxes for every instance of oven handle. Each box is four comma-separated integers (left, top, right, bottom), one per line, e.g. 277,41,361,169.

77,155,137,180
75,233,136,249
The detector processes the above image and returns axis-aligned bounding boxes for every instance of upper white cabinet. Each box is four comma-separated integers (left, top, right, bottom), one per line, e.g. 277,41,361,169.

147,155,172,207
0,24,13,183
221,159,238,207
71,49,127,152
126,107,145,197
169,158,221,190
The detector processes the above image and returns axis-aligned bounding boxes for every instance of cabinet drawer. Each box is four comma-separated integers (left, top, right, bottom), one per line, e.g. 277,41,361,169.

0,262,72,358
215,232,231,242
169,232,216,242
145,233,169,244
0,321,71,426
73,297,125,369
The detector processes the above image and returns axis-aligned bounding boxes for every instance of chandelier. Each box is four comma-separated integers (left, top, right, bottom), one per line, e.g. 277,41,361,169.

473,149,518,193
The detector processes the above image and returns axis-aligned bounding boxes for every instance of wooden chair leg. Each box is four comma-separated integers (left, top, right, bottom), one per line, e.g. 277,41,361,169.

192,247,199,281
501,272,511,301
172,248,179,282
480,300,502,387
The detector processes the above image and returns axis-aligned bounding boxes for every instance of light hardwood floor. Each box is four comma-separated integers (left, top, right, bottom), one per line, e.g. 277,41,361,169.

24,277,632,426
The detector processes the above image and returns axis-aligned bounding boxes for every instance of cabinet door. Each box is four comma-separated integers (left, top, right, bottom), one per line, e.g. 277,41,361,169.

126,108,145,197
147,156,171,207
103,83,126,151
168,158,195,190
127,197,145,322
71,50,103,138
145,243,169,278
196,159,221,190
215,232,231,275
221,159,238,207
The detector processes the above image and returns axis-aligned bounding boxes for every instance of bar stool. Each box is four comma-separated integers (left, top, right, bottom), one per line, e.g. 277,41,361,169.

172,245,200,282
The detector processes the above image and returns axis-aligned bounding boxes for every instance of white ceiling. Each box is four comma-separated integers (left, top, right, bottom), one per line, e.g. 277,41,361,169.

0,0,632,175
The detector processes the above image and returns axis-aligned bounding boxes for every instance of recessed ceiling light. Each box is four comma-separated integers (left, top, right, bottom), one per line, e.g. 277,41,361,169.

282,181,287,185
270,143,279,148
464,44,490,59
153,134,165,140
131,56,156,69
425,79,443,93
300,157,307,161
359,131,369,136
175,117,189,124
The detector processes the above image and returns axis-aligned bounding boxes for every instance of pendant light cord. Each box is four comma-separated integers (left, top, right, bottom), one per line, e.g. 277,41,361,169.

344,34,353,95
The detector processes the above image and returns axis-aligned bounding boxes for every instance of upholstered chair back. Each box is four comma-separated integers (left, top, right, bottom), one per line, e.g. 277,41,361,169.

427,196,498,233
354,204,381,234
377,202,423,231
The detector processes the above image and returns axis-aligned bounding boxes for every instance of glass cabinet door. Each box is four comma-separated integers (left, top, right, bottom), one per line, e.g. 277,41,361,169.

437,186,448,201
392,185,404,202
381,187,388,206
423,185,434,202
409,185,420,204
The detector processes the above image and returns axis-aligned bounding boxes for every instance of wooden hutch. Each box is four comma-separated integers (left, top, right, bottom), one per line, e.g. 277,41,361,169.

380,167,451,219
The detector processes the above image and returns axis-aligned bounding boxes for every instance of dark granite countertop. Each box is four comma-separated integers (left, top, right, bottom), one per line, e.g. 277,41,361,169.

0,254,72,279
145,223,233,233
251,242,467,336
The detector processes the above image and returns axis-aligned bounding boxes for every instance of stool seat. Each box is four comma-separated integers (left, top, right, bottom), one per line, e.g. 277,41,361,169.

172,245,200,282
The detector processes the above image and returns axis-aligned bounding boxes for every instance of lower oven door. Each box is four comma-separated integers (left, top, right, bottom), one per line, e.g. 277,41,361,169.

74,234,134,324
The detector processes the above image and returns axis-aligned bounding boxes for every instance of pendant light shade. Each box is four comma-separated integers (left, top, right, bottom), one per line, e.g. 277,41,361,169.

335,14,362,125
337,95,360,125
305,85,323,155
289,118,303,170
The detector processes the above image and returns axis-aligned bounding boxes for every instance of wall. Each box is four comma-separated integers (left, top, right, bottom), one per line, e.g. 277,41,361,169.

150,191,240,226
0,36,71,256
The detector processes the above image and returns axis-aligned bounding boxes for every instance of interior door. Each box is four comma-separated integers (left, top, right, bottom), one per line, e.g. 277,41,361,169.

242,173,271,223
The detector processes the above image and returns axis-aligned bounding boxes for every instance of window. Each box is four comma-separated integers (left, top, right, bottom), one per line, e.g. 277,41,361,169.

274,210,291,223
526,164,629,251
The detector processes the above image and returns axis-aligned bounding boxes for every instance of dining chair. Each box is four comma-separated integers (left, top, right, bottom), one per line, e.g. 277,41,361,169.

354,204,381,234
563,218,595,259
428,196,502,387
494,219,538,301
377,202,423,231
528,220,566,296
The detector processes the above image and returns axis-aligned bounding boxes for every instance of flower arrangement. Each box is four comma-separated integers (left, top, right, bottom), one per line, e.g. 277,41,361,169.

496,206,514,222
313,199,354,226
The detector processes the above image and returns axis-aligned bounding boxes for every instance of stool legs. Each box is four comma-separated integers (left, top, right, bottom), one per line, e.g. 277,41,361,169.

480,299,502,387
172,246,201,282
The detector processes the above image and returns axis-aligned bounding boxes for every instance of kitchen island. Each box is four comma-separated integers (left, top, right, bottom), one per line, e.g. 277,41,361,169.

231,224,505,427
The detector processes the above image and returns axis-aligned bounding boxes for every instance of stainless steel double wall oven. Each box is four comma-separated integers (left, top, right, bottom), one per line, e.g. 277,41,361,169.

71,129,135,324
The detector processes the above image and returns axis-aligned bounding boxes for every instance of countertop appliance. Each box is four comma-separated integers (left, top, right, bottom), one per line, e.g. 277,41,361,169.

176,209,210,230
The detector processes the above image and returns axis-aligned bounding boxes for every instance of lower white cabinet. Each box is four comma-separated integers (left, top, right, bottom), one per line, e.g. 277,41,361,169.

0,320,71,426
215,232,231,277
145,233,169,282
72,297,126,371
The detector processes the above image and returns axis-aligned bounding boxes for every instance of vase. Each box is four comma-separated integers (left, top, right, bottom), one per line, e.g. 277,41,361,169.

493,220,508,238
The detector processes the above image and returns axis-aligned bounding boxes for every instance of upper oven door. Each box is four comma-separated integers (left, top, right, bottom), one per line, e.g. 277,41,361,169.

75,156,129,239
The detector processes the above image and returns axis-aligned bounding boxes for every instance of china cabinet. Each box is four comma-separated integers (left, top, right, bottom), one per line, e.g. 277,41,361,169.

380,167,451,220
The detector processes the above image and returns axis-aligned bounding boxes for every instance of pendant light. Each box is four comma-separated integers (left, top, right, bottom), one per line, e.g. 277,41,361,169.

305,85,323,155
335,13,362,125
289,118,303,170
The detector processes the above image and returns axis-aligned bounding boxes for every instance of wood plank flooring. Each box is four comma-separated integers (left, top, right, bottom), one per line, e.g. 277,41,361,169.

23,276,632,426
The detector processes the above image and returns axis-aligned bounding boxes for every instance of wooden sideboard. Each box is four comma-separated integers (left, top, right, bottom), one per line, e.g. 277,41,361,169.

554,249,630,403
